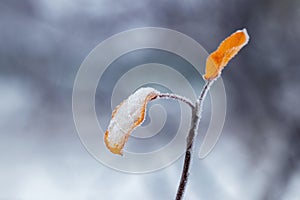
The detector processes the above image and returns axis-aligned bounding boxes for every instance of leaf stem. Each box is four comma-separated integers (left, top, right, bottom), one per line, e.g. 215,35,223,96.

158,93,195,109
175,80,212,200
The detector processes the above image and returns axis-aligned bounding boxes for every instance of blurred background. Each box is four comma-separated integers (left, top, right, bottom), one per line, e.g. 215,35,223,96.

1,0,299,199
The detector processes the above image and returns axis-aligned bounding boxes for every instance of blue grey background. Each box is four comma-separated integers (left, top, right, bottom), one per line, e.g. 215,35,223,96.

1,0,299,199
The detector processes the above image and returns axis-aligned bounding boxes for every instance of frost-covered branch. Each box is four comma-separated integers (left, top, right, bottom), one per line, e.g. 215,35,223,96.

103,28,250,200
175,81,211,200
158,93,195,109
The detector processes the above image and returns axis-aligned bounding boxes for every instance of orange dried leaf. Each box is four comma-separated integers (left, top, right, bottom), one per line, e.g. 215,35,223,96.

204,28,250,81
104,87,159,155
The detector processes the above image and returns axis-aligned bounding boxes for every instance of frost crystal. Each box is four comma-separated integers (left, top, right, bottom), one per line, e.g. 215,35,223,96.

104,87,160,155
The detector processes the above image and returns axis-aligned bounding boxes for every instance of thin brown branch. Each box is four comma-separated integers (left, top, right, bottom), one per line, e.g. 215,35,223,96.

158,93,195,109
175,81,212,200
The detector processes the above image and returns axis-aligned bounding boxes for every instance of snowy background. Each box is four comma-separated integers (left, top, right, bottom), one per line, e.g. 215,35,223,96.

1,0,300,199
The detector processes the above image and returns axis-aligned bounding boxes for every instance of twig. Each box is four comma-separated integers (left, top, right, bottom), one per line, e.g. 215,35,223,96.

175,80,212,200
158,93,195,109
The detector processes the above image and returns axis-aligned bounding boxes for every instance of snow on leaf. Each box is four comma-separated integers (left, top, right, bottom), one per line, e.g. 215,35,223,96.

204,28,250,81
104,87,160,155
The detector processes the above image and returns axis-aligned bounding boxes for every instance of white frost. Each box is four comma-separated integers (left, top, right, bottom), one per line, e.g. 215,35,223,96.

105,87,160,155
